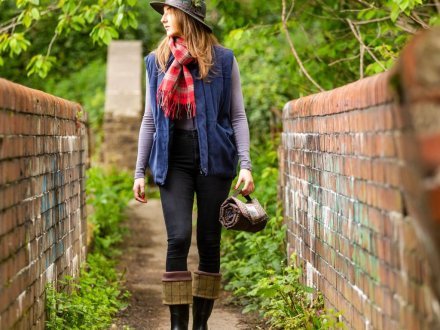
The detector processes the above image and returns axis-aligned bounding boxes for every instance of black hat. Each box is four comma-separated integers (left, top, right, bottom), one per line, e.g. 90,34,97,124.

149,0,212,32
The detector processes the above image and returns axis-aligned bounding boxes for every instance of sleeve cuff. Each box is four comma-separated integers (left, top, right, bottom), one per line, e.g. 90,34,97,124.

134,173,145,179
240,164,252,172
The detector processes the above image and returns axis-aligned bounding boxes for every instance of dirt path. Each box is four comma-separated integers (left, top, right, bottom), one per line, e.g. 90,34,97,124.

111,198,257,330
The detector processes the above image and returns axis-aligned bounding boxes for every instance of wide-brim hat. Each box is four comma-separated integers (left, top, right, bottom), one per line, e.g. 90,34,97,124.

150,0,212,32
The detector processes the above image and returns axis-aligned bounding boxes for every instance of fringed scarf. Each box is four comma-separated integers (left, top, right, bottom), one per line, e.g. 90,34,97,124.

157,37,196,120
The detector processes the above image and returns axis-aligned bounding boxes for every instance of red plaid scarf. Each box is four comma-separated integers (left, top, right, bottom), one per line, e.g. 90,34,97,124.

157,37,196,119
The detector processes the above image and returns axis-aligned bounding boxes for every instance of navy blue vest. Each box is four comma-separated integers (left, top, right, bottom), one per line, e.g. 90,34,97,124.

145,45,238,185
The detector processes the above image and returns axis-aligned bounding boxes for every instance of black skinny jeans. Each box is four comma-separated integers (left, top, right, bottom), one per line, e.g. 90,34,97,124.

159,129,233,274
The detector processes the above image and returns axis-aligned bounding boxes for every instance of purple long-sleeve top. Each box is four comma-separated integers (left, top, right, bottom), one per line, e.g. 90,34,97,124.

134,57,251,179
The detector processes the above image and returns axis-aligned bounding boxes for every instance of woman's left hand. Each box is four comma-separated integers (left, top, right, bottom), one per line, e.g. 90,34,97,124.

234,169,255,196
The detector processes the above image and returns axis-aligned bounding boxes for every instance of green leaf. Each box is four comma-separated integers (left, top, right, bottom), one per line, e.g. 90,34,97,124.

367,11,376,20
82,8,96,23
31,7,40,20
303,286,316,294
127,11,138,29
15,0,27,8
61,0,77,14
429,15,440,26
389,4,401,22
26,54,56,78
0,42,7,55
22,14,32,28
6,33,31,56
114,13,124,27
97,26,105,39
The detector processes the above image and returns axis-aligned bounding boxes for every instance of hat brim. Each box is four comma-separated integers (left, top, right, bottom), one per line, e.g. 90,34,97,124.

149,1,212,33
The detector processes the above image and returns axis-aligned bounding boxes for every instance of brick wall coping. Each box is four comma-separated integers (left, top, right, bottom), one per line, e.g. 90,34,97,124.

0,78,87,123
283,71,394,119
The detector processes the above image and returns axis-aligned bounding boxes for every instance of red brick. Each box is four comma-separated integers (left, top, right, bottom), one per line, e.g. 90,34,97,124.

376,186,403,212
0,225,26,261
376,133,396,157
427,185,440,222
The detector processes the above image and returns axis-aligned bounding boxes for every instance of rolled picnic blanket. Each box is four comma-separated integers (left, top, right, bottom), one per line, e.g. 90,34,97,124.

219,192,268,233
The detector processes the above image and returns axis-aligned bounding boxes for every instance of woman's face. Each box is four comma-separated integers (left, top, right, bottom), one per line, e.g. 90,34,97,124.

161,5,181,37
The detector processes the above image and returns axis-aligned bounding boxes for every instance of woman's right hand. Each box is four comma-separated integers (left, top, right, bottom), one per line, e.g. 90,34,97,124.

133,178,148,203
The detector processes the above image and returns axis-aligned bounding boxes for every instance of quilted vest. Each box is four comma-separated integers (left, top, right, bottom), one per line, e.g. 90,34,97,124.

145,45,238,185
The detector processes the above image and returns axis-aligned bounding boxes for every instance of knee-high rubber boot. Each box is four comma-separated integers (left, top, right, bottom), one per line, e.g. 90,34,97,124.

192,296,214,330
169,304,190,330
162,271,193,330
192,271,222,330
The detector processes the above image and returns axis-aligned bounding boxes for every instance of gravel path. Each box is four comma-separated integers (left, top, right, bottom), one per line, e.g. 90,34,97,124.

111,199,258,330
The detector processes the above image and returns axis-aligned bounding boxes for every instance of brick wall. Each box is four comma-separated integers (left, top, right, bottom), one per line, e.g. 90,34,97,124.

280,28,440,329
0,78,89,329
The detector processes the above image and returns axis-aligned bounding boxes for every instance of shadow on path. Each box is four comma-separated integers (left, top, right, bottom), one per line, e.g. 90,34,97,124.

111,199,258,329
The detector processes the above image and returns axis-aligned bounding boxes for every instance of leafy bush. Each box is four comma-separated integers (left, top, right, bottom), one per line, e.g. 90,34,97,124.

249,257,345,329
85,166,134,257
46,253,129,330
218,1,439,138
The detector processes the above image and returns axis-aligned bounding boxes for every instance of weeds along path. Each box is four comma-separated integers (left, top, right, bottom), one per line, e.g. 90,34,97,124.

111,198,253,330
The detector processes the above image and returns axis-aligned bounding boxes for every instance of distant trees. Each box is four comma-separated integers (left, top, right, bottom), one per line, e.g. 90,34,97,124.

212,0,439,136
1,0,438,136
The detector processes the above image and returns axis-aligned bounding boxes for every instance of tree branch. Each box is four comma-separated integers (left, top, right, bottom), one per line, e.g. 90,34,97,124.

435,0,440,14
286,0,295,22
346,19,386,71
0,6,58,34
46,33,58,57
360,44,365,79
395,16,418,34
281,0,324,92
352,16,391,25
0,17,21,34
410,12,430,29
355,0,377,9
328,54,359,66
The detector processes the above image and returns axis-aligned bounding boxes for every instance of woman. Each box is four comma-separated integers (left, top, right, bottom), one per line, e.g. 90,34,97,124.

133,1,254,329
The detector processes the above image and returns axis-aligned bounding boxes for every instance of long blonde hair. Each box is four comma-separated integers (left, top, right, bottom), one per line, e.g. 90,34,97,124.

155,6,219,80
